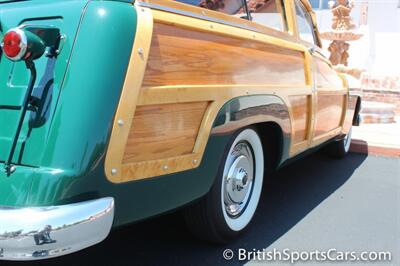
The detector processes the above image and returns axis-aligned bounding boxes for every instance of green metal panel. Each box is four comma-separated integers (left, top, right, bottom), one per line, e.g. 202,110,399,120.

0,1,140,223
212,95,292,165
0,1,88,163
35,1,137,170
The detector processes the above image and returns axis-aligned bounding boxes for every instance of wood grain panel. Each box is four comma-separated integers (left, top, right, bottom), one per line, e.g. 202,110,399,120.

315,94,345,136
289,95,310,143
315,57,343,89
122,102,209,163
142,23,306,87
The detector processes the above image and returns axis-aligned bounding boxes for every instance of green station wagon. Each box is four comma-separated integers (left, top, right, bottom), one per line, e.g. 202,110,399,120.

0,0,361,260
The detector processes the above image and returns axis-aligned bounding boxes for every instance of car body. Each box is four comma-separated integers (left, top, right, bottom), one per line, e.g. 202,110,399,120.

0,0,361,260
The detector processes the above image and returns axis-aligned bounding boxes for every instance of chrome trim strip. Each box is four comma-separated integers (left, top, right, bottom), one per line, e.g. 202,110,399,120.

137,1,265,34
0,197,114,261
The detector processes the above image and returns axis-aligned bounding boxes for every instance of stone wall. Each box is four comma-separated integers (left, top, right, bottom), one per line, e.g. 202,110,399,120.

359,74,400,115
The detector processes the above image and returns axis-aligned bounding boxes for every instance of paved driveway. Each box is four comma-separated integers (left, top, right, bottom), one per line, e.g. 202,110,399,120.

8,153,400,266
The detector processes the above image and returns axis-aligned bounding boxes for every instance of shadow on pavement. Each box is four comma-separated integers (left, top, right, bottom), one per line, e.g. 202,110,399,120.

10,152,367,266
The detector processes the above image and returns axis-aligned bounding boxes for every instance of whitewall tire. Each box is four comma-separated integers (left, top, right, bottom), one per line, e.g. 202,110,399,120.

184,127,264,243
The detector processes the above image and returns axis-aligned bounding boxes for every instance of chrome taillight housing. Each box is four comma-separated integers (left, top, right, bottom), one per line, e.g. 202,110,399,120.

1,27,45,62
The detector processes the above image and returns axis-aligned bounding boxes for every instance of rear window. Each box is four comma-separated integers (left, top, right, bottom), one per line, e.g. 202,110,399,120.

247,0,286,31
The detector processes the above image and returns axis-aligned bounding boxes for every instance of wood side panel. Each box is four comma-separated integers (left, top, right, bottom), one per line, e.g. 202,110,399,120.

315,94,345,136
312,56,347,141
142,23,306,87
122,102,209,163
315,57,343,89
289,95,310,144
105,4,314,182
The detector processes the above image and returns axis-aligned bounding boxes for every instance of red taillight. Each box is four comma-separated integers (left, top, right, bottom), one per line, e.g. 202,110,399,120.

3,31,22,57
1,29,27,61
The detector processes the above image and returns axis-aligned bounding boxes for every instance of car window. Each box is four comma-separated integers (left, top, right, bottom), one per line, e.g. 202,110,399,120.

309,0,330,9
294,0,316,44
175,0,246,16
246,0,286,31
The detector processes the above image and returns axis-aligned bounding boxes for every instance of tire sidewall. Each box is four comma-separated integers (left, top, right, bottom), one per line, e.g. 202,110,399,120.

209,127,264,240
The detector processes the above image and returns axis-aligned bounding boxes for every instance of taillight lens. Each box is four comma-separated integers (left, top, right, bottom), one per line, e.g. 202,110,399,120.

3,31,22,57
1,29,27,61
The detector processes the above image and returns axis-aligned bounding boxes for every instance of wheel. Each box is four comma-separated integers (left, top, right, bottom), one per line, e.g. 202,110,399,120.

325,127,353,159
184,127,264,243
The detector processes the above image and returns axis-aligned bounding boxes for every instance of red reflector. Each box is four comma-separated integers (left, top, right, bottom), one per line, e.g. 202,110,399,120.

3,31,22,58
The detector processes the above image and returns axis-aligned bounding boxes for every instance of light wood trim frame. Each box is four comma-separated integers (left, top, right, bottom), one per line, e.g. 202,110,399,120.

105,5,154,182
284,0,298,36
275,0,287,32
290,47,315,156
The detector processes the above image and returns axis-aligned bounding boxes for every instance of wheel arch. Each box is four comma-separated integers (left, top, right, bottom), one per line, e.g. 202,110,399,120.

254,121,284,174
210,95,292,172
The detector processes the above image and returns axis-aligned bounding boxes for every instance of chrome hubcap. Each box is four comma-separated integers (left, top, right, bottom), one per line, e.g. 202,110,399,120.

224,142,254,217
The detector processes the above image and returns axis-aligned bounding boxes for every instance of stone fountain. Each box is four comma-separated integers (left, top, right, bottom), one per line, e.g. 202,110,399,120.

320,0,396,123
320,0,363,77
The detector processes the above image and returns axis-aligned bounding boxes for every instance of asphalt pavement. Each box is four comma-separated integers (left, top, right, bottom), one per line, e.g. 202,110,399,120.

6,152,400,266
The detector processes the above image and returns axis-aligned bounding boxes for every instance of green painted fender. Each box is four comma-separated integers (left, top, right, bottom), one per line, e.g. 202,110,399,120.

0,1,137,207
212,95,292,164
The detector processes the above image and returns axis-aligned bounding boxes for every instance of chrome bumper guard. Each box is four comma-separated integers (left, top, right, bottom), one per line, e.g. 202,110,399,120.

0,197,114,261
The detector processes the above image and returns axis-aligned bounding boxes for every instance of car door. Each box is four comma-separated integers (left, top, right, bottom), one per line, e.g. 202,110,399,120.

294,0,346,146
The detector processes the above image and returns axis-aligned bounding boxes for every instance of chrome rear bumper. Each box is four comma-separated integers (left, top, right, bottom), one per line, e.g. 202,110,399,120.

0,197,114,261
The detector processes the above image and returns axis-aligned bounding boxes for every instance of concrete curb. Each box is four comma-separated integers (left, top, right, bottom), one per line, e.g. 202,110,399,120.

350,139,400,157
